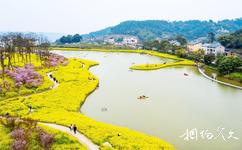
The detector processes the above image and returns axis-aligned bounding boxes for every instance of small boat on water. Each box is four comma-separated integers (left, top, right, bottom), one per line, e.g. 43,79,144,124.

137,95,149,100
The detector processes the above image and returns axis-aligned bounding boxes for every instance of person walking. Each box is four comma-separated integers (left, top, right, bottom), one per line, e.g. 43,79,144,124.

69,124,73,131
73,124,77,134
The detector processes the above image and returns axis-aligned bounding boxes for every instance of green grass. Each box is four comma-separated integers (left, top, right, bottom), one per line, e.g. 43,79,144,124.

0,58,175,150
225,72,242,83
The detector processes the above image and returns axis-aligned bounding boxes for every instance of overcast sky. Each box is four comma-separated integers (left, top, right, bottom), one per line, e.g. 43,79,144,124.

0,0,241,34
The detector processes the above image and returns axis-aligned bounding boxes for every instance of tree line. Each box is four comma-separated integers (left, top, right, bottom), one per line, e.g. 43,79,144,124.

56,34,83,44
0,33,50,80
218,29,242,49
143,36,187,51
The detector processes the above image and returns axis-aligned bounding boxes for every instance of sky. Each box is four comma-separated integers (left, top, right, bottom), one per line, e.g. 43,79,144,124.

0,0,241,34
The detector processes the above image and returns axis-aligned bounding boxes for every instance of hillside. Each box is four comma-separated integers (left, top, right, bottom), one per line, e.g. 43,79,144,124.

218,29,242,49
83,18,242,41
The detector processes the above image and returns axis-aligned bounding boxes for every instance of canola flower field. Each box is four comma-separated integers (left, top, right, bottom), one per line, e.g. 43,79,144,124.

0,57,175,149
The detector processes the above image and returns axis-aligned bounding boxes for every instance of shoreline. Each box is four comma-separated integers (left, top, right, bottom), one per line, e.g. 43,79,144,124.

51,47,241,89
51,47,195,70
198,66,242,90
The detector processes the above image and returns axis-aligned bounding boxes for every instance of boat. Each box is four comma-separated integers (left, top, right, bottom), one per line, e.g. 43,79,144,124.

137,95,149,100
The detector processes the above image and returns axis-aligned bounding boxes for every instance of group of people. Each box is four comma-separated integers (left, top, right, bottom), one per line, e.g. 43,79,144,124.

49,74,58,83
69,124,77,134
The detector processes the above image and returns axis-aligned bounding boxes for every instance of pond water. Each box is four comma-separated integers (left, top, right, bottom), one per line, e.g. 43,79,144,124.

53,50,242,150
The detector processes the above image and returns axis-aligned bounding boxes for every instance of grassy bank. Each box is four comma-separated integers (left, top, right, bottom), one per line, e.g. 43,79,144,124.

51,47,196,70
203,65,242,87
130,60,195,70
0,58,175,150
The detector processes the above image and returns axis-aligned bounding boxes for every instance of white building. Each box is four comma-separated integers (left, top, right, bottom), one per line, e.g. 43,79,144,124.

201,43,225,56
104,35,139,48
122,37,138,46
104,37,115,44
169,40,181,46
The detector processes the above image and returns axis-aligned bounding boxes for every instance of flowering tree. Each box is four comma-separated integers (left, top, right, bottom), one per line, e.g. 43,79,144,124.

7,64,43,88
45,53,69,68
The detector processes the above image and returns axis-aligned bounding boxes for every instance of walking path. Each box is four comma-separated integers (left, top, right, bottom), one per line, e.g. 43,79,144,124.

198,67,242,90
47,72,59,89
44,72,99,150
39,122,99,150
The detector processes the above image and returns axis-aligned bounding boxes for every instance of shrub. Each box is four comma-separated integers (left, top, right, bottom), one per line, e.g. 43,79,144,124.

12,140,27,150
45,53,69,67
204,54,215,65
39,130,55,149
217,56,242,75
5,92,18,98
11,128,26,140
19,89,35,95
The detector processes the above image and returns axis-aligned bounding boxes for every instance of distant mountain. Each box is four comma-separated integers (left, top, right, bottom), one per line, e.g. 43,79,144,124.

83,18,242,41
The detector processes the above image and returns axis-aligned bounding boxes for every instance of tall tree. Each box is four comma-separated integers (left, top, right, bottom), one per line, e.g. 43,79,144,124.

208,32,215,43
175,35,187,45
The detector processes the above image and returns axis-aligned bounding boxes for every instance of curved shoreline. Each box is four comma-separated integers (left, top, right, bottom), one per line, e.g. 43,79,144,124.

198,66,242,90
52,47,195,70
52,48,241,89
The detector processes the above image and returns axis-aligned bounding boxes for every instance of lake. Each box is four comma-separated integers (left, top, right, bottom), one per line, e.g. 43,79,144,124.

53,50,242,150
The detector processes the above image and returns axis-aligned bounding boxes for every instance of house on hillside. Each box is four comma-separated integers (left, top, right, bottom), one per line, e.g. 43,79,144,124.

104,35,139,48
201,43,225,56
187,42,203,52
169,40,181,46
104,37,115,44
122,36,138,46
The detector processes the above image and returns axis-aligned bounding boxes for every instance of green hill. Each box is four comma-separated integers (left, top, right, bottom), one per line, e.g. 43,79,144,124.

83,18,242,41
